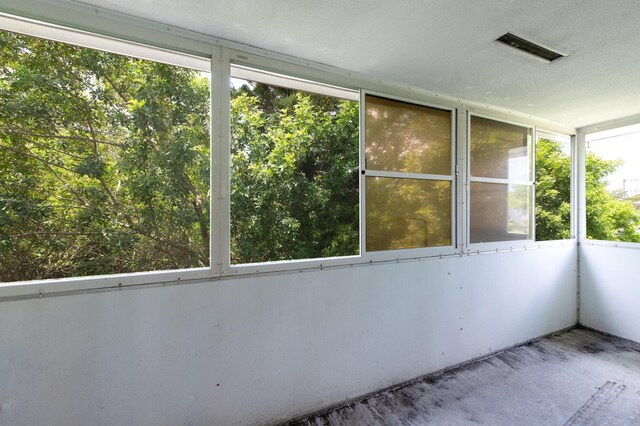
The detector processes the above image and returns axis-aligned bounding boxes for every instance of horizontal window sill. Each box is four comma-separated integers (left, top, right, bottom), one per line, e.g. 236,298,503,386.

0,240,576,301
579,239,640,250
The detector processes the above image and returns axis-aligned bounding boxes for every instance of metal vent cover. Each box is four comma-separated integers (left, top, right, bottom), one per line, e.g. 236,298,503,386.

496,33,565,63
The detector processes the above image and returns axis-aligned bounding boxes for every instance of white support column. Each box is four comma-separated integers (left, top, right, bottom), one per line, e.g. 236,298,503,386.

456,106,467,251
576,130,587,242
210,46,231,275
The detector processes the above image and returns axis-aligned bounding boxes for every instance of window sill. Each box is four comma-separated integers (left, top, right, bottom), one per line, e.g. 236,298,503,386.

579,239,640,250
0,241,577,301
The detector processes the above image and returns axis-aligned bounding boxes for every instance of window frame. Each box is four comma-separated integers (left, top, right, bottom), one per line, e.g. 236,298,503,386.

221,49,462,278
579,119,640,248
360,90,457,259
221,62,462,275
224,61,362,271
221,52,369,276
535,129,575,242
0,9,579,299
466,112,536,249
0,13,219,293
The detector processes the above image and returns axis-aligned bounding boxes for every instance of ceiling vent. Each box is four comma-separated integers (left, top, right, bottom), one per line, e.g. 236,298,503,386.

496,33,565,63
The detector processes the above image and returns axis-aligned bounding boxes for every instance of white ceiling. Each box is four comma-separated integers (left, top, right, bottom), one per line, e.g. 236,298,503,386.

74,0,640,129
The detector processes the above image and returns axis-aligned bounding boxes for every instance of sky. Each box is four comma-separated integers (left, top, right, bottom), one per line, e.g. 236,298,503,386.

586,124,640,195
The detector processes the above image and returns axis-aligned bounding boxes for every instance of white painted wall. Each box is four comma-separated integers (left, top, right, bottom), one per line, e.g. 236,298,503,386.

580,244,640,343
0,246,576,425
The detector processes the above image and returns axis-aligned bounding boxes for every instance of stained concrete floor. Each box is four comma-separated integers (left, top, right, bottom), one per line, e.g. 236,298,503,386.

290,328,640,425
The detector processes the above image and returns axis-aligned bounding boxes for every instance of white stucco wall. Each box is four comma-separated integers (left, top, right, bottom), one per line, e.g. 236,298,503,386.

0,245,577,425
579,244,640,343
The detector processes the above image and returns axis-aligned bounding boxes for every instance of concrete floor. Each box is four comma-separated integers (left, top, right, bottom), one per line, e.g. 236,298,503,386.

289,328,640,425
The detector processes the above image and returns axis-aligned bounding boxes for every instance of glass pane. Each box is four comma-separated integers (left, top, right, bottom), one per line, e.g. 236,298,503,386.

536,135,571,241
0,31,211,282
585,125,640,242
365,95,451,175
230,75,359,264
366,177,451,251
470,182,532,243
470,115,532,180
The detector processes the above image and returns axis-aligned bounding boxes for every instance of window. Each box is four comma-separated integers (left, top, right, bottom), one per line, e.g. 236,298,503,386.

535,131,571,241
0,16,577,290
585,124,640,242
229,66,359,264
363,95,454,252
0,29,211,282
469,115,533,244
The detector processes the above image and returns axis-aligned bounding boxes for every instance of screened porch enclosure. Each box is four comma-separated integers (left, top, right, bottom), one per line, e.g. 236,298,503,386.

1,1,640,425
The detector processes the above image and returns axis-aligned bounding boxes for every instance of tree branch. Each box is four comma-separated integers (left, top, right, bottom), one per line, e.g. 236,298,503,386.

0,143,89,206
9,231,103,237
1,126,125,147
102,73,131,105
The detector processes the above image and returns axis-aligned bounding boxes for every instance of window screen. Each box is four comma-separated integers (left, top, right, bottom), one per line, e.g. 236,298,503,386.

469,115,533,244
364,95,454,252
365,95,451,175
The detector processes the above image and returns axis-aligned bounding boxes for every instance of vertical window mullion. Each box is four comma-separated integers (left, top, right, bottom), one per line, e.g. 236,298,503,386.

359,89,367,257
212,46,230,275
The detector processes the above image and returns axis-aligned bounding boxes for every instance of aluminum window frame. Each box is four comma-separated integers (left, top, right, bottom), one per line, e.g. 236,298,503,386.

0,7,579,299
0,13,219,293
360,91,457,258
225,61,361,270
467,111,536,249
222,56,463,275
578,115,640,248
535,129,576,242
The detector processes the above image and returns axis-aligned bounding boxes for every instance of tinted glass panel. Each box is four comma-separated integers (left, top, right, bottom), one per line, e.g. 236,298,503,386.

366,176,451,251
365,95,451,175
470,116,532,180
470,182,532,243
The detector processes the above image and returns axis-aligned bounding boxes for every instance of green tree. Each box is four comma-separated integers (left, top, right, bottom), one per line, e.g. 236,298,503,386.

0,31,210,281
230,81,359,264
535,138,572,240
6,29,640,282
535,138,640,242
585,152,640,242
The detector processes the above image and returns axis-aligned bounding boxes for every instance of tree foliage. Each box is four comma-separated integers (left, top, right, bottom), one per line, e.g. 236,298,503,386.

585,151,640,242
230,81,359,263
535,138,640,242
0,31,210,281
3,30,640,282
535,138,572,240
